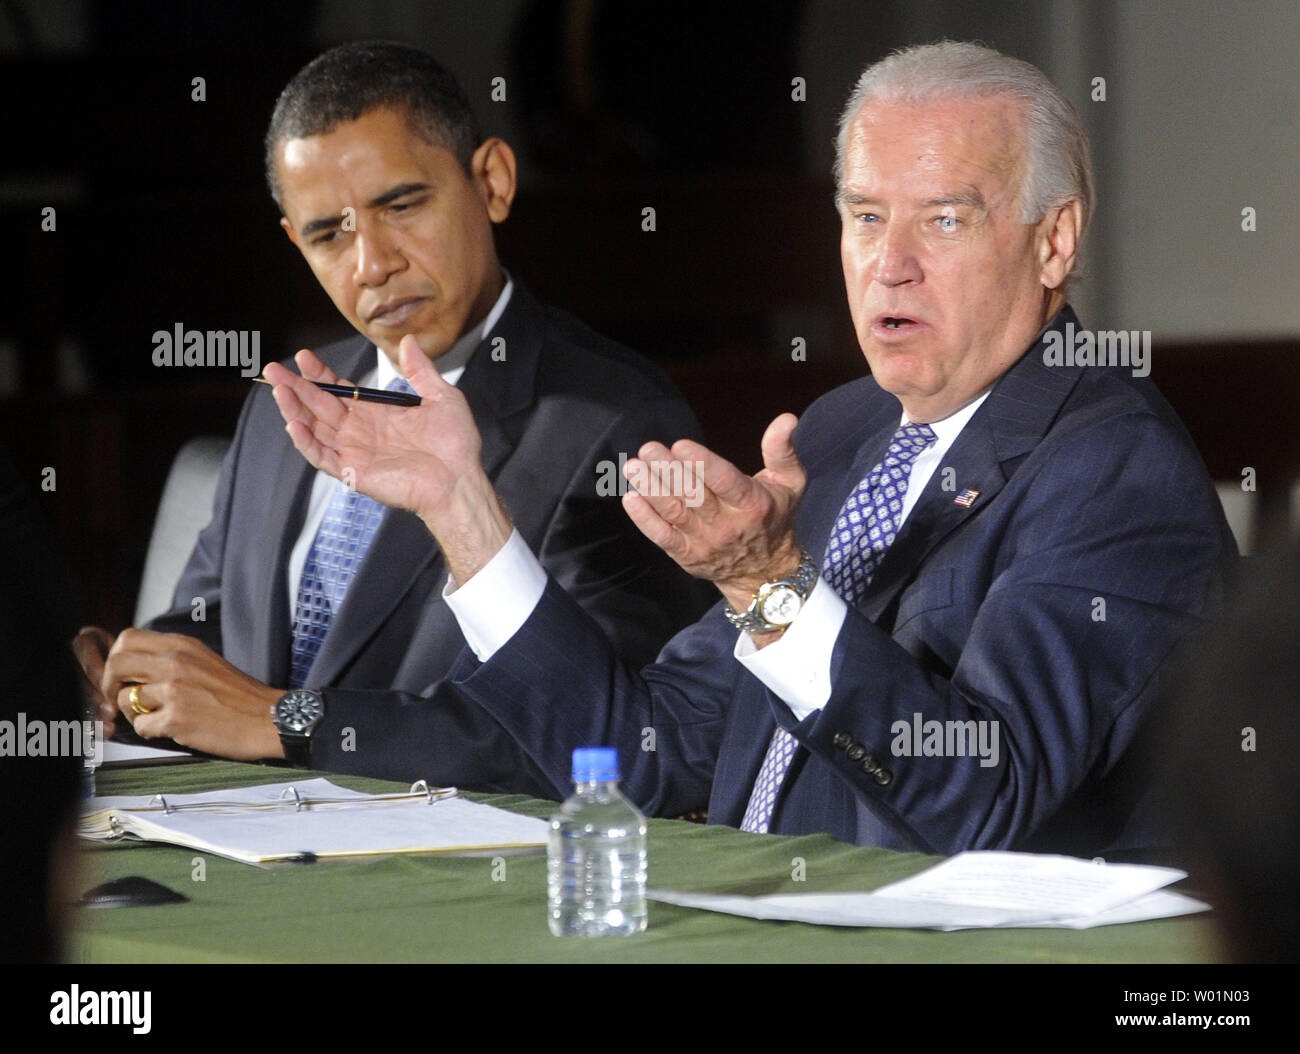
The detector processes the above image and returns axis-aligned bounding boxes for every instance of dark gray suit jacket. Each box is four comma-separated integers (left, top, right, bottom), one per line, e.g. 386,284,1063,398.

148,282,711,796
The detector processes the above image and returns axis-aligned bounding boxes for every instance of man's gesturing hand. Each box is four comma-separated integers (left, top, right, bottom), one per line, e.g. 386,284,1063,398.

102,629,283,761
264,334,512,584
621,412,807,620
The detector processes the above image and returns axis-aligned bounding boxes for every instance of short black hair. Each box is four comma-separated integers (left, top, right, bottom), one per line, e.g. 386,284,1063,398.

265,40,481,209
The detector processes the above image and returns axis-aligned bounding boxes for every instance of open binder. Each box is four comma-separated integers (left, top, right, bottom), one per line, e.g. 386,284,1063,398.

80,777,549,865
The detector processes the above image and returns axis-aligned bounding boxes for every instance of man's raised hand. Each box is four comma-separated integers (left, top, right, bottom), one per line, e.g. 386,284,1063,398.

265,334,483,522
264,334,512,584
620,412,807,615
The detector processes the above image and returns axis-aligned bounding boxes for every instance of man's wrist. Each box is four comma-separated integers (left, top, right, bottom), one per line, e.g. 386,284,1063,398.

420,472,514,584
722,546,818,645
717,542,806,616
261,715,287,760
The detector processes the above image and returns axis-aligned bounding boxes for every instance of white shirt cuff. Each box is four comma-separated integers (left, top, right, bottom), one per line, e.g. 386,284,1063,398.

734,577,846,721
443,528,547,661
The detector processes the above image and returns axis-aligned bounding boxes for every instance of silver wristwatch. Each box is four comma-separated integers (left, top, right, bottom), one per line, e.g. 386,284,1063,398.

724,549,819,633
272,688,325,768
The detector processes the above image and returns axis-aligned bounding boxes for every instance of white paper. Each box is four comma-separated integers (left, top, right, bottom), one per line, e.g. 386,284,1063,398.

100,738,200,766
646,850,1210,930
80,778,549,865
870,851,1188,916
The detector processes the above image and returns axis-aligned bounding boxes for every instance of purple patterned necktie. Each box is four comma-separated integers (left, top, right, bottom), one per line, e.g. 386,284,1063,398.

288,376,415,688
739,421,937,834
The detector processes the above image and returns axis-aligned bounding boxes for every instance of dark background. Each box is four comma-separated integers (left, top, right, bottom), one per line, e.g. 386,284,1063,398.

3,0,1297,629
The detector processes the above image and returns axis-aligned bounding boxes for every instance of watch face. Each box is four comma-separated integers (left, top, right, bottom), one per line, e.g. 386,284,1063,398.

276,690,324,734
759,584,802,627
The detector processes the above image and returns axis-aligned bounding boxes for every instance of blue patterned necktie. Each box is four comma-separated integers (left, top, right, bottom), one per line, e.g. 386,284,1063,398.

288,375,416,689
739,421,937,834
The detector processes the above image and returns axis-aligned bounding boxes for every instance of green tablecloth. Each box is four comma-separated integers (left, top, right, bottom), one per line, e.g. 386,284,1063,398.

71,760,1225,963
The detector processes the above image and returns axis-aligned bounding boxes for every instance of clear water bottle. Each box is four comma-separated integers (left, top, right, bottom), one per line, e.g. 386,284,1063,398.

548,746,647,937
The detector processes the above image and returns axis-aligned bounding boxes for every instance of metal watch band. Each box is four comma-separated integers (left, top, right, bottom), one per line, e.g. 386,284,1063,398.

724,549,819,633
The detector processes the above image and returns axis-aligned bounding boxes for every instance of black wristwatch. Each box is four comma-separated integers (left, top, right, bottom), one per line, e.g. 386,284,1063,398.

724,549,820,634
272,688,325,768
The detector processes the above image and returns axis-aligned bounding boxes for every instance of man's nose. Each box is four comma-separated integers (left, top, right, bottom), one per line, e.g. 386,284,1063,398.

872,224,923,287
353,225,405,286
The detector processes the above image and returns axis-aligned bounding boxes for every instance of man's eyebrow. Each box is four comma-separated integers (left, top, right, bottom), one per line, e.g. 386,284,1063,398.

367,182,431,208
298,182,433,237
301,215,342,237
922,191,987,211
837,191,881,208
835,190,988,211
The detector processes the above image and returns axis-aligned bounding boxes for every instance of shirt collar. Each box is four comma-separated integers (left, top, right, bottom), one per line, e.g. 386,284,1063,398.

902,387,991,442
374,272,515,389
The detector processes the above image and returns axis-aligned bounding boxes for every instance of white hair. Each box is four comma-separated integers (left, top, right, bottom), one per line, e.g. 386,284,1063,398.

835,41,1093,244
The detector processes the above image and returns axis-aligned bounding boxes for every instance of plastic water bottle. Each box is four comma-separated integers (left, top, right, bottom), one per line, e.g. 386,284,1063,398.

548,746,647,937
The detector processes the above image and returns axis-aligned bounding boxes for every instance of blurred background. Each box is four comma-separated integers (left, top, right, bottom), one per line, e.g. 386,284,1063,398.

3,0,1298,629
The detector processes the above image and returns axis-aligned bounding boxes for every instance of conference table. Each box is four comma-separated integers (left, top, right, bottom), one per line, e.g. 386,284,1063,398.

71,758,1226,963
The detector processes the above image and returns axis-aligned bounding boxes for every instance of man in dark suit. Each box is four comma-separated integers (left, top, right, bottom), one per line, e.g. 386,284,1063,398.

74,41,708,792
266,42,1235,854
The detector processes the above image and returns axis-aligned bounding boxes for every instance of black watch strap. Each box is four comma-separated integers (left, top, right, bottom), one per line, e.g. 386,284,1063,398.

279,732,312,769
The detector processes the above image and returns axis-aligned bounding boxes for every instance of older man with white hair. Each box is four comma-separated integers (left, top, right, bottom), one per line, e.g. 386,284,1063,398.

268,42,1235,855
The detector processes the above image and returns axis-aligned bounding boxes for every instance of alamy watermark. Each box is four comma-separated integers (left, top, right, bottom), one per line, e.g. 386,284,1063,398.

596,453,705,507
1042,322,1151,377
891,712,1000,768
0,714,103,767
50,986,151,1034
152,323,261,377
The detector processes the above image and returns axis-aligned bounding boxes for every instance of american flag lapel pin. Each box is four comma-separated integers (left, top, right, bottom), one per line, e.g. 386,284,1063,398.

954,488,980,508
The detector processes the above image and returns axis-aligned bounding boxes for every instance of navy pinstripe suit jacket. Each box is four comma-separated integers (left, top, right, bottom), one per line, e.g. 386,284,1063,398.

451,307,1237,854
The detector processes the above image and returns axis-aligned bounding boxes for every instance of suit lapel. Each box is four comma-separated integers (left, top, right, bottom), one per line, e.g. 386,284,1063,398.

857,307,1088,625
248,442,314,687
255,337,375,687
798,308,1087,628
798,408,900,564
458,280,544,481
304,284,546,686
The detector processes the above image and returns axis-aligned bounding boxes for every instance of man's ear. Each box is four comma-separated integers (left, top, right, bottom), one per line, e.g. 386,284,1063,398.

280,215,304,252
1037,198,1083,290
472,138,517,224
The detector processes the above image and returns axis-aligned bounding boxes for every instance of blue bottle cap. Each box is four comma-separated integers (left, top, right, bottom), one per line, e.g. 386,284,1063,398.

571,746,620,782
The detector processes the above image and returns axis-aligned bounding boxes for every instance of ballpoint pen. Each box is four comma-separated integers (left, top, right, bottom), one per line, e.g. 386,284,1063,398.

253,376,421,407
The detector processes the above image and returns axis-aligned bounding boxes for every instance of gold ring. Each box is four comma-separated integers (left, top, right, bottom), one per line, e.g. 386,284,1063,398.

128,684,153,715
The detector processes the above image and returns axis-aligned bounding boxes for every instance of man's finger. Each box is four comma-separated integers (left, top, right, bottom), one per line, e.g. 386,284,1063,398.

294,348,345,386
100,630,173,701
264,362,345,443
283,418,340,478
107,627,180,658
126,691,166,739
284,354,352,429
267,379,314,431
71,627,112,698
668,439,751,508
624,455,717,523
621,491,688,561
101,659,156,706
269,382,346,475
760,413,805,492
397,334,454,400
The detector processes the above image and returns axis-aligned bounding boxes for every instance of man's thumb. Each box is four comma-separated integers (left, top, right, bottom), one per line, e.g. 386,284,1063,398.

397,334,443,395
760,413,804,485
